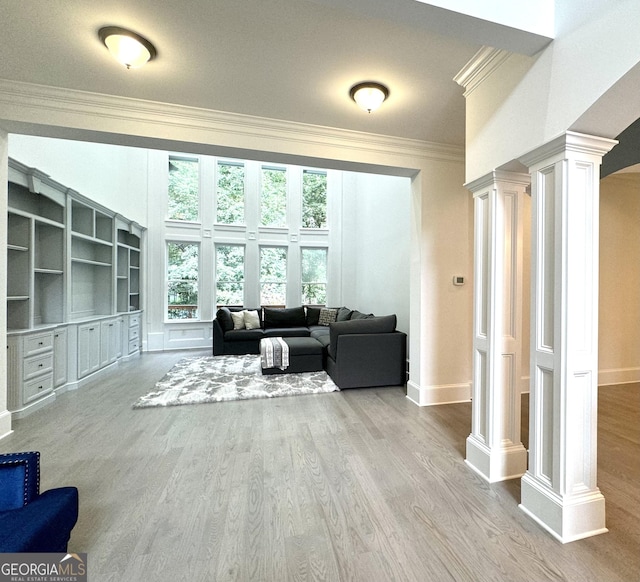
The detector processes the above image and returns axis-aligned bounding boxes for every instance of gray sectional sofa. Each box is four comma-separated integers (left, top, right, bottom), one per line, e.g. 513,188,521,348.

213,306,407,389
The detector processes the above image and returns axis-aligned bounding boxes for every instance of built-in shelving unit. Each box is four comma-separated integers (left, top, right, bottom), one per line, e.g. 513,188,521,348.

7,175,66,331
116,223,142,313
6,158,145,418
69,199,114,320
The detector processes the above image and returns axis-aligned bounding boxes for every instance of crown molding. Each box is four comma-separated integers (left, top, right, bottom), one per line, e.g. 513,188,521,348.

0,79,463,171
519,131,618,169
454,46,511,97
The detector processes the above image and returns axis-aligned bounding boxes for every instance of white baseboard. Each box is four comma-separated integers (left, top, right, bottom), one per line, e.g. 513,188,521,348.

7,392,56,420
406,380,471,406
0,409,13,440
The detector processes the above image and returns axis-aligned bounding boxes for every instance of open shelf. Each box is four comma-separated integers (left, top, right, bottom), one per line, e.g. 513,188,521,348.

116,229,142,313
9,182,64,225
8,212,30,248
70,261,113,320
35,222,64,272
34,271,64,325
7,298,30,331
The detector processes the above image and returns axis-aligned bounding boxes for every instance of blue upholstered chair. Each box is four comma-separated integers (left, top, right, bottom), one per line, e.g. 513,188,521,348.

0,451,79,553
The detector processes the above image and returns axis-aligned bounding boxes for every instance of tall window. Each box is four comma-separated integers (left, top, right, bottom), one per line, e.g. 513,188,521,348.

216,245,245,306
216,162,245,224
261,166,287,227
301,248,327,305
168,156,199,221
167,242,199,319
260,247,287,306
302,170,327,228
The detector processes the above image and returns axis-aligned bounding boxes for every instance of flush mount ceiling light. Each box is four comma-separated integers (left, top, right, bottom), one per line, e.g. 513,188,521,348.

99,26,157,69
349,82,389,113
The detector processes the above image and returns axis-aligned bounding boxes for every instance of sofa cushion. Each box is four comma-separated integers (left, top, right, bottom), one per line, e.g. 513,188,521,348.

216,307,234,333
336,307,353,321
328,315,397,360
350,310,374,320
305,306,321,326
312,332,330,350
264,327,310,338
225,329,265,342
318,308,338,326
263,306,307,328
309,325,330,338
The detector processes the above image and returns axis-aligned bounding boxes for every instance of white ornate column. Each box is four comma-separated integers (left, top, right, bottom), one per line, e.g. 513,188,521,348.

466,171,529,482
519,131,617,542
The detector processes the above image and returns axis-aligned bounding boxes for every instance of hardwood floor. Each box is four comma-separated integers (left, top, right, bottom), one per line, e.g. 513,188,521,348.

2,351,639,582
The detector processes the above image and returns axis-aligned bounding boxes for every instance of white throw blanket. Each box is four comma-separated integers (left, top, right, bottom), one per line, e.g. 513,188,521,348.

260,337,290,370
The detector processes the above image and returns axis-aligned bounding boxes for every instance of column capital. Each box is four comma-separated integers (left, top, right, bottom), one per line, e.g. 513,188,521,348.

465,170,530,194
519,131,618,169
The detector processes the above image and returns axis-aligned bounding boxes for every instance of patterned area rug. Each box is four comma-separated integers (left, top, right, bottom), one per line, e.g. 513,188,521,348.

133,354,339,408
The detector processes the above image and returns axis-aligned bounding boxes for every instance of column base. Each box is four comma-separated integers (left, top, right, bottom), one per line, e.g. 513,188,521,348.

520,472,608,543
465,434,527,482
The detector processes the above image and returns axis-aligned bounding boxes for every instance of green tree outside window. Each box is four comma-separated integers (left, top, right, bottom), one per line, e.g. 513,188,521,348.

168,157,199,221
260,247,287,305
216,244,245,306
301,248,327,305
217,162,245,224
302,170,327,228
167,242,199,319
261,167,287,227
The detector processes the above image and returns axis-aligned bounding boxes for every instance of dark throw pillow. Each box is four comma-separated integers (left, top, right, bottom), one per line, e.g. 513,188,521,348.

263,306,307,328
215,307,234,332
306,306,321,326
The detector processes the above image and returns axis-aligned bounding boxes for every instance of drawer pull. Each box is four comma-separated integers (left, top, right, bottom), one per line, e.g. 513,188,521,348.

38,385,43,391
38,341,43,346
39,363,43,368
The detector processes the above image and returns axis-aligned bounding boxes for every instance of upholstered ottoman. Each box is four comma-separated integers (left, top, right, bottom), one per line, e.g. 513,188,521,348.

261,336,323,375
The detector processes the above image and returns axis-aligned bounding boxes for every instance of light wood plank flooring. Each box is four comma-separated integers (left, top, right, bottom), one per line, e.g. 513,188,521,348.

1,351,638,581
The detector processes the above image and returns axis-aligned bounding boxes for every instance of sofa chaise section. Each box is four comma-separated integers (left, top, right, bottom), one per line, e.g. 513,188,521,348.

213,306,407,389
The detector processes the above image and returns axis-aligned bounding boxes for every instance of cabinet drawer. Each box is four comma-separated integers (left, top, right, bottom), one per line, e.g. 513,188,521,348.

23,373,54,404
128,339,140,354
128,326,139,341
129,315,140,328
24,353,54,381
24,332,54,356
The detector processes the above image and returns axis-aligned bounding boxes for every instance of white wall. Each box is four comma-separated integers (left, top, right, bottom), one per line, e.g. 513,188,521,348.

340,172,411,334
599,173,640,385
408,158,474,405
464,0,640,182
8,135,149,226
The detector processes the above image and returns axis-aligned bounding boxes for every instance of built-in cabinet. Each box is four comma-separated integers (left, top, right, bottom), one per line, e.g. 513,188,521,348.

6,158,145,418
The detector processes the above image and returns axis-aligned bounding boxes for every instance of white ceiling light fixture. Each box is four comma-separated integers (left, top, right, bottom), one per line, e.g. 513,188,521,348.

99,26,157,69
349,82,389,113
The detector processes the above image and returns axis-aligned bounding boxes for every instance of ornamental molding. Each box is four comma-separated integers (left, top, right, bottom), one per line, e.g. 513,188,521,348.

519,131,618,169
454,46,511,97
464,170,530,193
0,78,463,170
